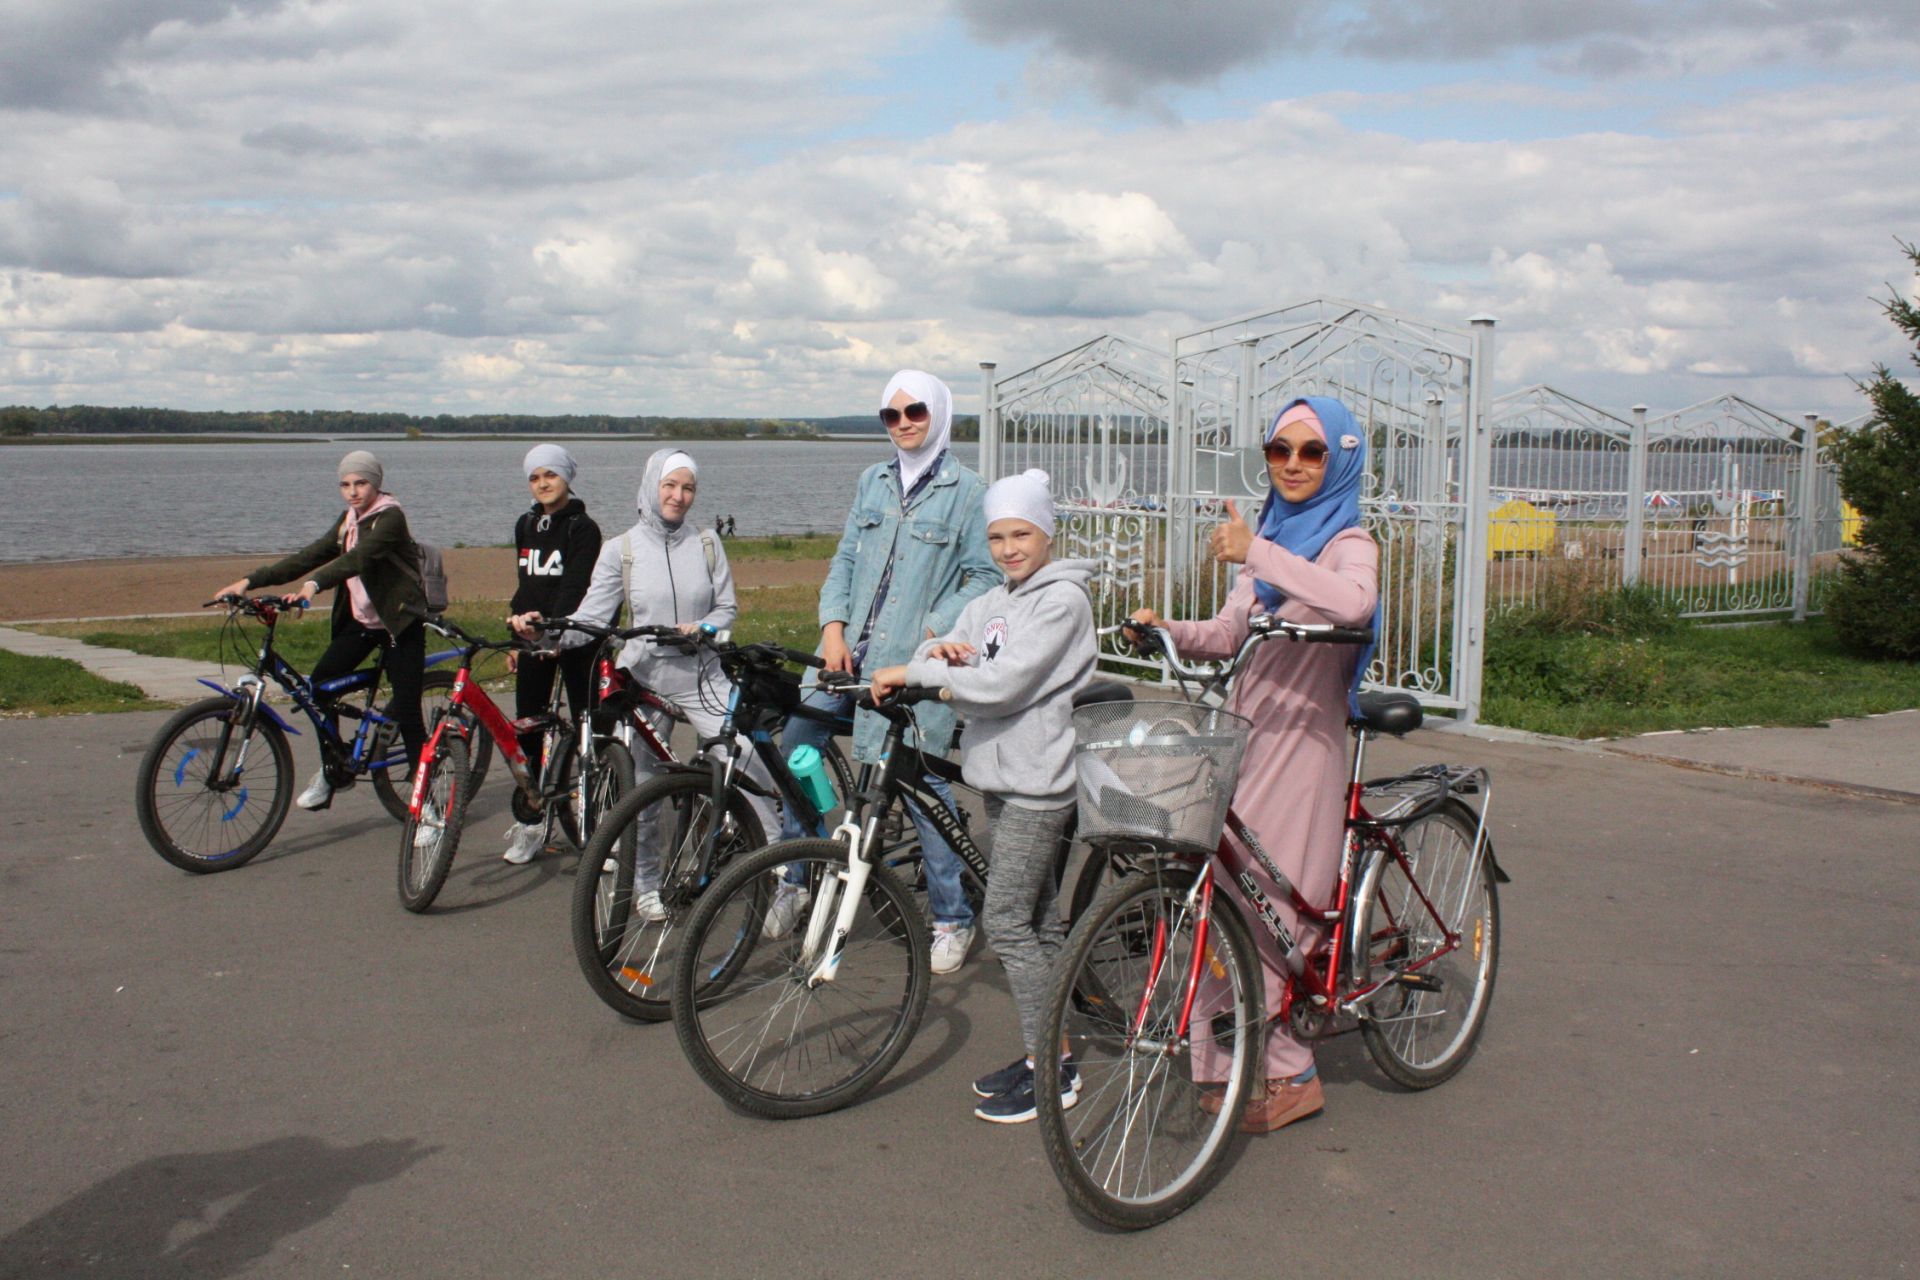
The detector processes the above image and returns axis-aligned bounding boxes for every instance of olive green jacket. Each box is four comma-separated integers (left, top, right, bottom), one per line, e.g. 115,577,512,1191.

246,506,427,634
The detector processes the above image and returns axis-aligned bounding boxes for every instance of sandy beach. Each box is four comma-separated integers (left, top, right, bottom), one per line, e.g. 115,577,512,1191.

0,548,830,623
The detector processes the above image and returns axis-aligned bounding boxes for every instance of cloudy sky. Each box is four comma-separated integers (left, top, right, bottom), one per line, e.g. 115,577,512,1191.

2,0,1916,419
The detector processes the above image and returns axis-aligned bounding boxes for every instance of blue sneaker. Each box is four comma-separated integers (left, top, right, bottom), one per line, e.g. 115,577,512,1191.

973,1059,1079,1125
973,1056,1030,1099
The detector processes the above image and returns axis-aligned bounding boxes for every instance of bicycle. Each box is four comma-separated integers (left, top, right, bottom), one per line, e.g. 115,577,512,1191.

1033,616,1510,1229
396,614,677,911
571,625,860,1023
134,594,479,873
665,670,1131,1117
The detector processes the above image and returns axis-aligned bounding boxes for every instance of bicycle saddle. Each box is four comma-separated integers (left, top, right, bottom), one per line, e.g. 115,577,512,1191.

1073,680,1133,709
1350,690,1423,736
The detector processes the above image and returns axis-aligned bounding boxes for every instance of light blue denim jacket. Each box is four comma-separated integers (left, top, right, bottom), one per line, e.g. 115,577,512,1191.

817,453,1000,762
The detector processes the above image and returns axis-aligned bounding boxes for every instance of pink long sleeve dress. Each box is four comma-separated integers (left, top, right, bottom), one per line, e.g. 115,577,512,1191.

1165,525,1381,1081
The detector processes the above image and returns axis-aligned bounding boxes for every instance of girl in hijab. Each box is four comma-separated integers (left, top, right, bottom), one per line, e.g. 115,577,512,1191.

213,450,430,811
499,443,602,863
516,448,775,919
769,370,1000,974
1128,396,1380,1133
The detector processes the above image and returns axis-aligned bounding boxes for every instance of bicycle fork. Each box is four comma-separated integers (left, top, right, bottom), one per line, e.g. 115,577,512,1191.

206,678,268,789
800,814,878,987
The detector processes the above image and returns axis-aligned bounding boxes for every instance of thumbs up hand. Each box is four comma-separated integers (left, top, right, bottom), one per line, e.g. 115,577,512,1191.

1210,498,1254,565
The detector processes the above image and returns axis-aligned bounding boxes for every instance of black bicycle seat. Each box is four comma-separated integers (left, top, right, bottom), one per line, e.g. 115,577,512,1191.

1350,690,1423,736
1073,680,1133,709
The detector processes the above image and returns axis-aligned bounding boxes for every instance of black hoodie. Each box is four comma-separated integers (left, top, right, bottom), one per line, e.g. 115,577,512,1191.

511,497,602,619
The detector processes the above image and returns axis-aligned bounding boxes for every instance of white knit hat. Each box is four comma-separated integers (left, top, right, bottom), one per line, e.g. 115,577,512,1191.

983,468,1055,538
523,443,578,484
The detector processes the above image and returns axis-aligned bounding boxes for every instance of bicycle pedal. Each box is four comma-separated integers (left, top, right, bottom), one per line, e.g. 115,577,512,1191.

1392,972,1443,993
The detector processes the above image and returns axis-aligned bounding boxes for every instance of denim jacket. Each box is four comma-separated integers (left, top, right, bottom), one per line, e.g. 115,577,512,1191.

817,453,1000,762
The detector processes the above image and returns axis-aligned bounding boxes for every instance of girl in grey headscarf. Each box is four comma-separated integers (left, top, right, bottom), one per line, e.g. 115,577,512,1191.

517,448,778,918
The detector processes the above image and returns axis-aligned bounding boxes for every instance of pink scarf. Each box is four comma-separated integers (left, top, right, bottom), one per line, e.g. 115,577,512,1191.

340,493,401,629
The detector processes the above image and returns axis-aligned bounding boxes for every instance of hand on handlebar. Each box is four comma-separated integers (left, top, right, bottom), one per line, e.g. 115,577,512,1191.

508,611,544,640
213,578,252,602
1123,607,1165,655
867,664,909,703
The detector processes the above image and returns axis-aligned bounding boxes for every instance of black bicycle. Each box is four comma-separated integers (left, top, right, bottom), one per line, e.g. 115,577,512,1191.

134,594,479,873
570,626,858,1022
666,673,1129,1118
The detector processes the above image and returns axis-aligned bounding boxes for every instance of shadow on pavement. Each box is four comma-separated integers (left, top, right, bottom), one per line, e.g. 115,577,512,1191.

0,1135,438,1277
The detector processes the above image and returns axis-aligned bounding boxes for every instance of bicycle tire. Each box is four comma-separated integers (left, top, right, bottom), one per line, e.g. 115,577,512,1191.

1353,801,1500,1089
371,669,459,821
1035,866,1262,1231
396,731,471,913
570,767,767,1022
577,738,633,850
135,696,294,873
671,839,930,1118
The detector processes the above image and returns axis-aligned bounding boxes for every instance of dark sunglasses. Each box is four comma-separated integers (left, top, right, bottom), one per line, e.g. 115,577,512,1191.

879,402,931,428
1264,440,1329,465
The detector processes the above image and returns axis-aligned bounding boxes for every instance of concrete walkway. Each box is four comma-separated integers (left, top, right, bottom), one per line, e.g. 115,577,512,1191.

1602,709,1920,802
0,624,218,704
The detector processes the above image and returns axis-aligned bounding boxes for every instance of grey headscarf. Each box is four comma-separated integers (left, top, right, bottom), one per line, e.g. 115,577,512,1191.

338,450,384,489
636,448,698,535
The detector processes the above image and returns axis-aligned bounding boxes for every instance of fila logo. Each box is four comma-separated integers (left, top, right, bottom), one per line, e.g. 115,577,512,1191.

519,549,564,576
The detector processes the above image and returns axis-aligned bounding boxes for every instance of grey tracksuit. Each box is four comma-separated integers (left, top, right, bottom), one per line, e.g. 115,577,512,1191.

907,557,1096,1058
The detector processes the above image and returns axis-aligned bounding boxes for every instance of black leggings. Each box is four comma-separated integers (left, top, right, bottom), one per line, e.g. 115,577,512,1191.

311,617,426,774
515,646,596,773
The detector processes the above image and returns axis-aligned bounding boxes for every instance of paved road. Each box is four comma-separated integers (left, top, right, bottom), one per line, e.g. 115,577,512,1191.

1,712,1915,1278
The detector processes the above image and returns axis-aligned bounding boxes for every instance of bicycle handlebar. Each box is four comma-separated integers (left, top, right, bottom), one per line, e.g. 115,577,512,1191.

204,593,308,616
1110,613,1371,686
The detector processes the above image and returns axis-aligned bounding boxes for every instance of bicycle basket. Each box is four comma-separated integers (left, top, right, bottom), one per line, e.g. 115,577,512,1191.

1072,701,1251,854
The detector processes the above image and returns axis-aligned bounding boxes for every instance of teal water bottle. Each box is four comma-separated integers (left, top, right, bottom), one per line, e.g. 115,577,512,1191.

787,744,838,816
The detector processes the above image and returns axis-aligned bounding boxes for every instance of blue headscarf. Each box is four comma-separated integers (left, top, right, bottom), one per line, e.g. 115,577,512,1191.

1250,395,1378,713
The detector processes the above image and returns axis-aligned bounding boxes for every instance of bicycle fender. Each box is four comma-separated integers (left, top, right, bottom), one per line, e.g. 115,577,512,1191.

196,680,302,736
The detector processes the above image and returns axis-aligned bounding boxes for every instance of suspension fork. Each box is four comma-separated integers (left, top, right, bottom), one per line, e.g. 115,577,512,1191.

208,679,268,786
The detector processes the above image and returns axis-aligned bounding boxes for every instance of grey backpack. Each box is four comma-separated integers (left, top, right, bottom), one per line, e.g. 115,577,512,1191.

411,541,450,614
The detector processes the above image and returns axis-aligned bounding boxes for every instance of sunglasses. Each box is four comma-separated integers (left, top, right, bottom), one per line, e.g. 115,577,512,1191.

1264,440,1330,466
879,402,931,428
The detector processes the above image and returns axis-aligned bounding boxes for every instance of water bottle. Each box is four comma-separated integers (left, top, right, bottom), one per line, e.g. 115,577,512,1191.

787,744,838,816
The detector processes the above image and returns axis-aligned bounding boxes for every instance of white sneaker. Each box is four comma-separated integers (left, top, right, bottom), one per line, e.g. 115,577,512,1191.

412,799,443,848
296,768,333,810
762,880,810,939
502,821,545,864
632,889,668,923
930,923,975,975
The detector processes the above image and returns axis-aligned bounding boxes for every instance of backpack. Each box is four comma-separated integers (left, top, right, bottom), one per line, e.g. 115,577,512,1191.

619,529,716,625
412,540,450,614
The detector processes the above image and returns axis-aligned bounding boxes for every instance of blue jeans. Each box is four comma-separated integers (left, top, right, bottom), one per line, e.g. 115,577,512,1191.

781,685,974,928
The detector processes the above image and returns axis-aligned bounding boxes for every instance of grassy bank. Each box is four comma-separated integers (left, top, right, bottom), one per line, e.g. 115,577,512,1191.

1483,614,1920,738
0,651,160,716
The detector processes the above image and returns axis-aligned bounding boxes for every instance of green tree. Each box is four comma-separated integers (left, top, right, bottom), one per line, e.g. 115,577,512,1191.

1829,239,1920,658
0,406,34,437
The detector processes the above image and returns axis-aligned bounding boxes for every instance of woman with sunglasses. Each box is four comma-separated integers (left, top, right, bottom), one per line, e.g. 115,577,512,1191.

768,370,1000,974
1127,396,1380,1134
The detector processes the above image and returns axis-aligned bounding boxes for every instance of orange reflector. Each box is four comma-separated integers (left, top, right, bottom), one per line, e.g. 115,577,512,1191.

1205,945,1226,980
619,968,654,987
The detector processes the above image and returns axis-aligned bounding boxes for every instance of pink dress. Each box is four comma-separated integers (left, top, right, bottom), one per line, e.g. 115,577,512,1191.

1165,526,1380,1081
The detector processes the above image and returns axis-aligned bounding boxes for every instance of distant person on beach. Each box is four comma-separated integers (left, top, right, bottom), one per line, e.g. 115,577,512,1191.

498,444,601,864
515,447,777,921
213,450,430,811
766,370,1000,974
724,515,736,537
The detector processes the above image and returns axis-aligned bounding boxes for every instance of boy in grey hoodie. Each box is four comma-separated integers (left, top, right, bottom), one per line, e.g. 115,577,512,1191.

872,468,1096,1123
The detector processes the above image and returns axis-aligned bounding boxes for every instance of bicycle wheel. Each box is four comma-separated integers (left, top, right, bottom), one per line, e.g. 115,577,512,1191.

396,730,471,913
1035,866,1262,1231
671,839,930,1118
135,696,294,873
570,767,766,1022
1354,801,1499,1089
371,669,461,821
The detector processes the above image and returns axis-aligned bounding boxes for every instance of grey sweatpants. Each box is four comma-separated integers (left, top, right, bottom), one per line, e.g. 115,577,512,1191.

982,796,1075,1059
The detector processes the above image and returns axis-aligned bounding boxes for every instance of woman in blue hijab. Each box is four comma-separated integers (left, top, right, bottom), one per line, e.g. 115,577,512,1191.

1127,395,1381,1134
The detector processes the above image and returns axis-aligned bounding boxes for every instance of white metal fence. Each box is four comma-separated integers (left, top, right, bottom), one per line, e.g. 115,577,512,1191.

980,298,1857,722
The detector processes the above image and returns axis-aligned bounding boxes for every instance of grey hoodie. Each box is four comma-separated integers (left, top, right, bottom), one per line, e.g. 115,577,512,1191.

564,448,734,699
906,557,1096,808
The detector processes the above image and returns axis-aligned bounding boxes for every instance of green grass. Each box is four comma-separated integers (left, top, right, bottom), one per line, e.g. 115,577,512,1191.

0,650,160,716
1483,615,1920,738
723,534,839,562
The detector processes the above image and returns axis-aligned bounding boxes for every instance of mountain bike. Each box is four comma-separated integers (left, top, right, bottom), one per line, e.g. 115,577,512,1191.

134,594,477,873
1034,616,1510,1229
666,672,1130,1118
571,625,859,1023
395,615,679,911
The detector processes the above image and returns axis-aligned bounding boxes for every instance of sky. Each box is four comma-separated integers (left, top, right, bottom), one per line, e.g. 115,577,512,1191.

2,0,1917,421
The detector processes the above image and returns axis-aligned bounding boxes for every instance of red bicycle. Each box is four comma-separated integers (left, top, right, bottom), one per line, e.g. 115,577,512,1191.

1034,616,1509,1229
397,615,686,912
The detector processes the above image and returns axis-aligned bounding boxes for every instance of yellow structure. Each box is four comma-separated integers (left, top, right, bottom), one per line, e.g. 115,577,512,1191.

1487,498,1557,559
1842,500,1863,547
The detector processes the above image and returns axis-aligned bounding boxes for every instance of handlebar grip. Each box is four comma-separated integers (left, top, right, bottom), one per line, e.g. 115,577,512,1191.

1321,626,1376,645
781,647,826,670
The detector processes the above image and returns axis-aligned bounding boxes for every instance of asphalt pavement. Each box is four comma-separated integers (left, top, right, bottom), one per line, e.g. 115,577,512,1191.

0,711,1916,1278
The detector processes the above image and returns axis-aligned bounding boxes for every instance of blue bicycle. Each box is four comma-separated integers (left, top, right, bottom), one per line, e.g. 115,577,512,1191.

134,594,484,872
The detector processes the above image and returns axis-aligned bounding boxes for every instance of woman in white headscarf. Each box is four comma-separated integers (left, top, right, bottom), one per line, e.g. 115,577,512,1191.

514,448,774,916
